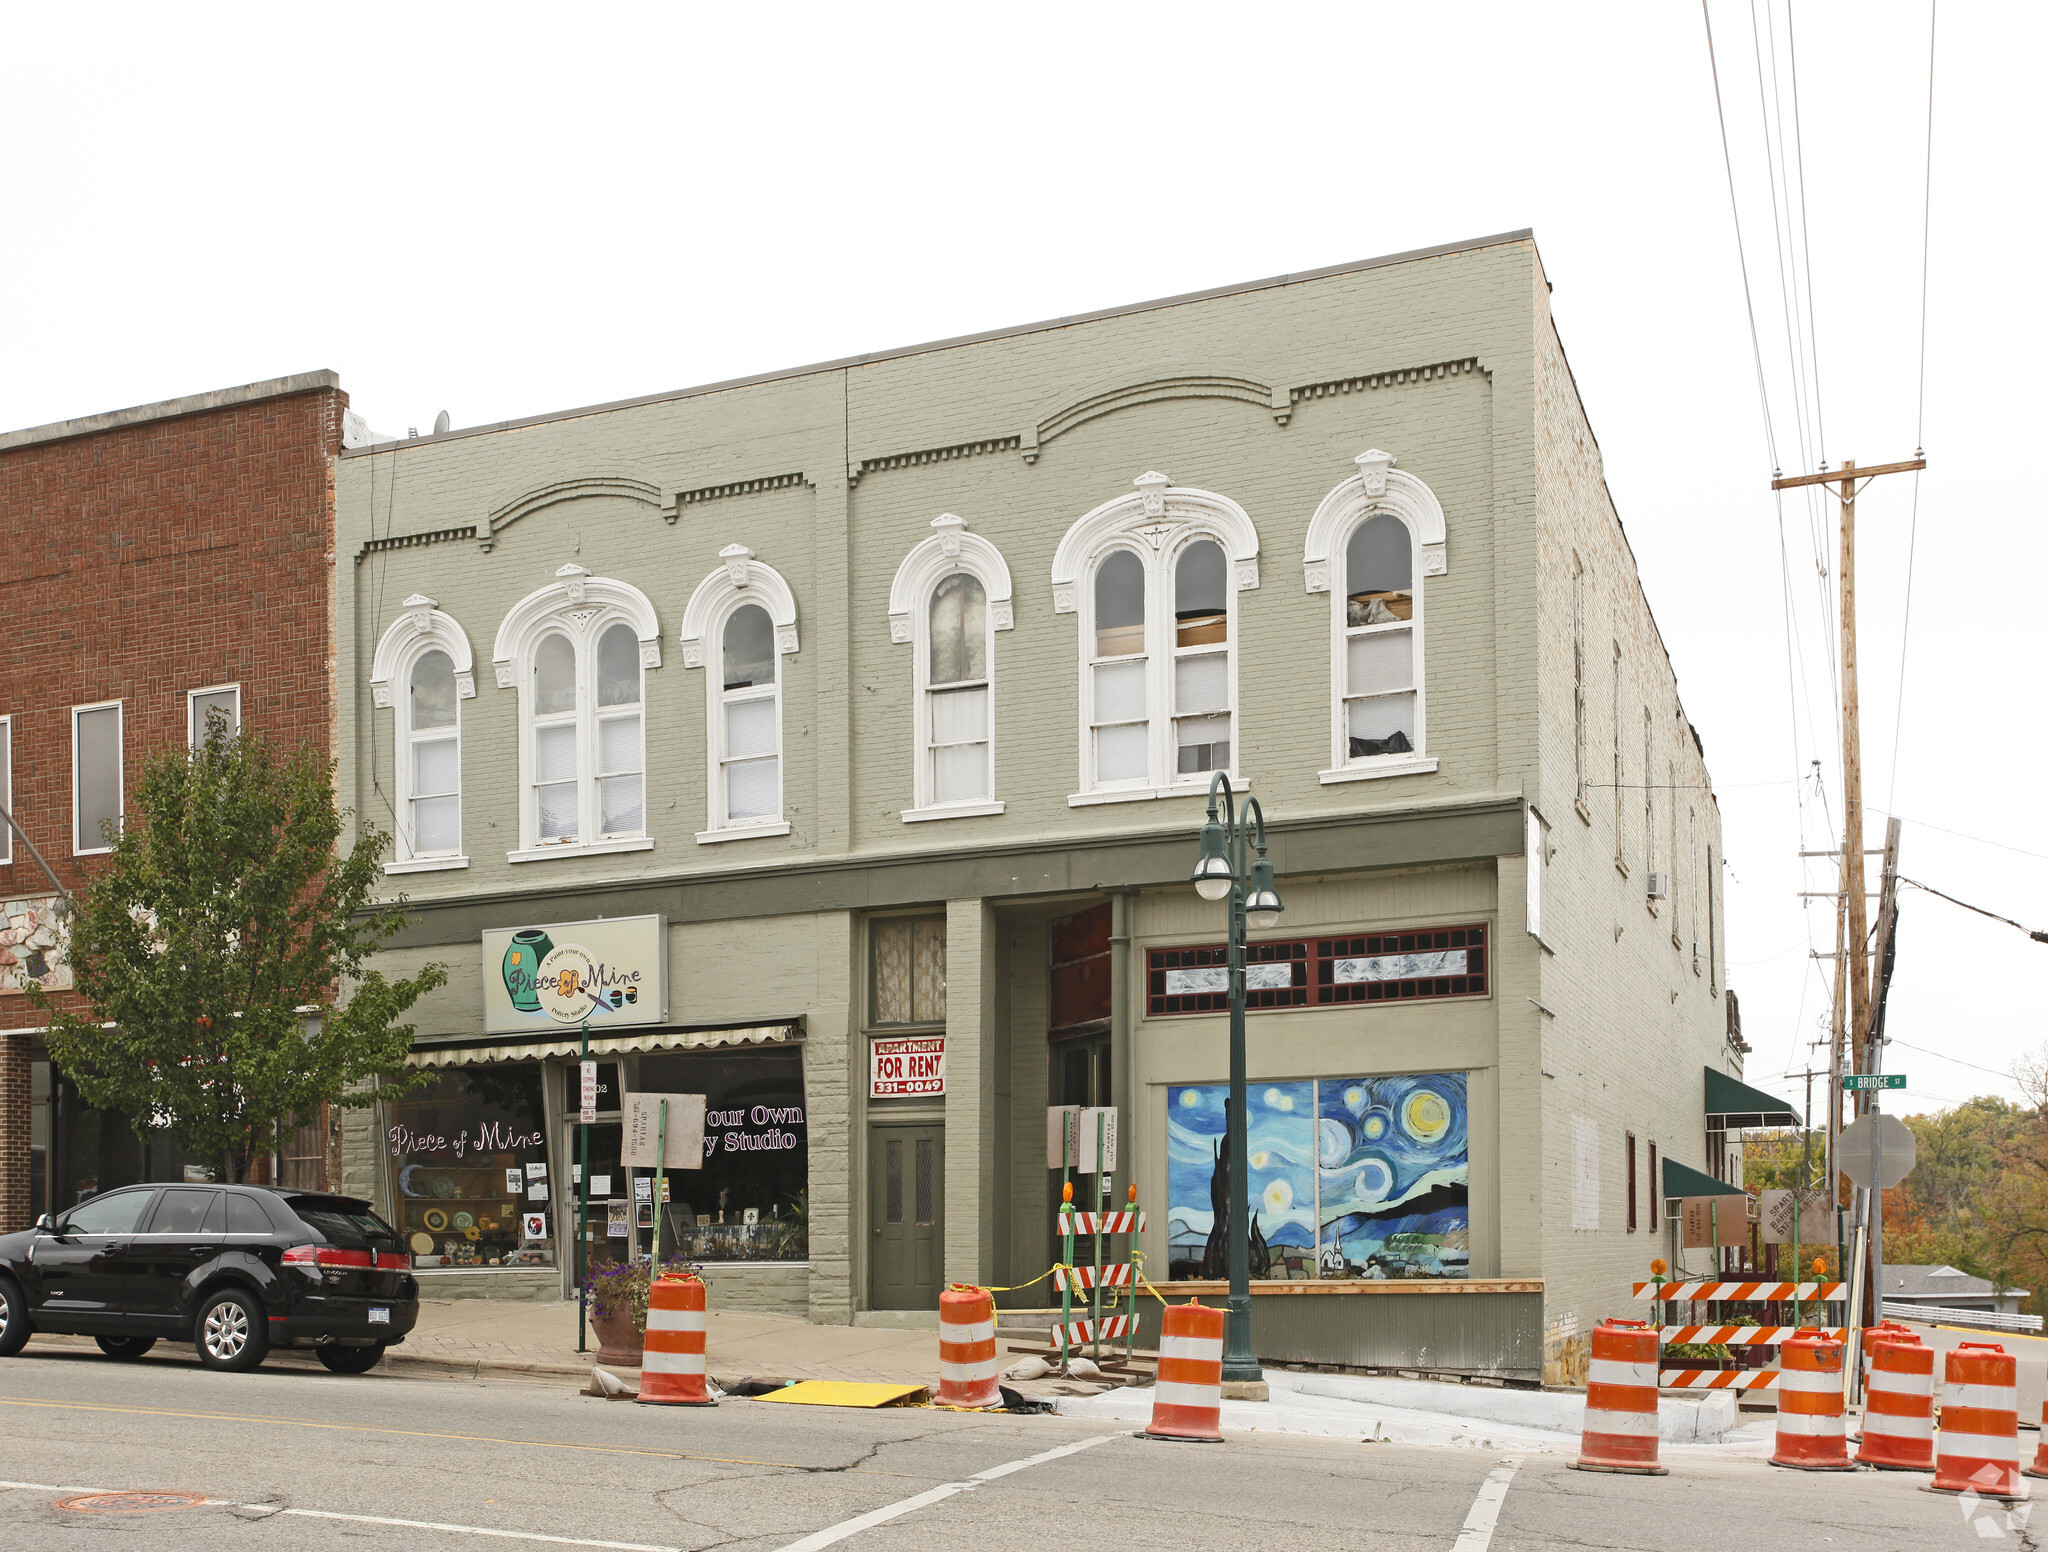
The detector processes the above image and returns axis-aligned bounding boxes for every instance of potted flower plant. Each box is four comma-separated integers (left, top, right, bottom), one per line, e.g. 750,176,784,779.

581,1255,702,1366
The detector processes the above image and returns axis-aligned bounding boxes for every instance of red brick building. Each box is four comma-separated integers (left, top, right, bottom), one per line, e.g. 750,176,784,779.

0,372,348,1230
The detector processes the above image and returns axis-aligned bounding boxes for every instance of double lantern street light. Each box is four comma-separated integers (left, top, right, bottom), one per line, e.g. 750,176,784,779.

1189,771,1283,1386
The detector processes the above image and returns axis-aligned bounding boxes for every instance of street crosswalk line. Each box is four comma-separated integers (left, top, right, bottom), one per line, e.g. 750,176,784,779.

1451,1458,1522,1552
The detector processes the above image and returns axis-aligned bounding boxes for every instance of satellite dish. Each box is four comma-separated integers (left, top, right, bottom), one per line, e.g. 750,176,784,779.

433,410,451,435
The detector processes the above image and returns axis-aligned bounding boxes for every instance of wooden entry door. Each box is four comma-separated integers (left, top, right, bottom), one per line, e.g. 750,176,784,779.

868,1125,943,1309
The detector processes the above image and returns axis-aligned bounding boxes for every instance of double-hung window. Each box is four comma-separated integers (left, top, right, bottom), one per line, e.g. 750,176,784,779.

1342,514,1417,759
890,514,1012,821
0,713,11,865
187,684,240,749
72,702,123,854
372,594,475,871
1088,549,1150,787
717,605,780,826
1171,540,1231,775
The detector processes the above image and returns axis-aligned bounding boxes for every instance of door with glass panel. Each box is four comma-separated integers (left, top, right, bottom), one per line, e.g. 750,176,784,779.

868,1125,943,1309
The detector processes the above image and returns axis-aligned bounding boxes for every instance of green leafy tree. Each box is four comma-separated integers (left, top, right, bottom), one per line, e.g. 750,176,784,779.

32,718,446,1183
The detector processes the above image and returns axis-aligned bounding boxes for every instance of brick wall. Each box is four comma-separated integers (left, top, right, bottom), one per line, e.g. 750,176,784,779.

0,379,343,1228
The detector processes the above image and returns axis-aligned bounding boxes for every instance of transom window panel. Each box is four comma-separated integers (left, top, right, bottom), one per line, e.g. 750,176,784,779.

1145,926,1488,1016
872,917,947,1025
720,604,780,824
1315,926,1488,1004
1148,941,1310,1016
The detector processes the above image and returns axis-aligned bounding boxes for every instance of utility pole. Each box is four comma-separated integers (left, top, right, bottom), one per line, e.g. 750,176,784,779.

1771,454,1924,1333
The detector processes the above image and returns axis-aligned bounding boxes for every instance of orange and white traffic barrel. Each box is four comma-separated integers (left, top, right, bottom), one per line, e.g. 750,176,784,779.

1571,1318,1667,1475
2024,1398,2048,1481
1145,1301,1225,1443
1856,1333,1933,1472
1771,1328,1851,1471
1930,1342,2021,1498
635,1275,715,1407
936,1285,1001,1410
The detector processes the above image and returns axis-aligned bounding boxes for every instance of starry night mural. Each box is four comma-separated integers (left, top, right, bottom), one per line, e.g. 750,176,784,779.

1167,1074,1469,1280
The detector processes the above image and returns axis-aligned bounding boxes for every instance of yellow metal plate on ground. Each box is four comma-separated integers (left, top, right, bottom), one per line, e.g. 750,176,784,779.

751,1381,931,1408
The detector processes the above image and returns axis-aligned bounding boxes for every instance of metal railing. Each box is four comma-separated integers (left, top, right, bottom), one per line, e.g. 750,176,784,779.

1884,1301,2042,1333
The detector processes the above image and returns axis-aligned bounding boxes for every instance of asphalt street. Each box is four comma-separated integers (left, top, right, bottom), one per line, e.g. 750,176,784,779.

0,1342,2019,1551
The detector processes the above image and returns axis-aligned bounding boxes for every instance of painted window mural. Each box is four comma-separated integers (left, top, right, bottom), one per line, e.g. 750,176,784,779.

1166,1073,1469,1281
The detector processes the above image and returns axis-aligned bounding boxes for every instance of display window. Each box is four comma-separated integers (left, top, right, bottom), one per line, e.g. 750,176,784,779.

1166,1072,1469,1282
633,1046,806,1262
385,1066,553,1268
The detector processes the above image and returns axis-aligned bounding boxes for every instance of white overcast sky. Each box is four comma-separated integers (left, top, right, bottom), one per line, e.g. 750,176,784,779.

6,3,2038,1121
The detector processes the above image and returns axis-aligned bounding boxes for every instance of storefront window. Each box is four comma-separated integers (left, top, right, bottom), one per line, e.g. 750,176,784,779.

636,1046,806,1262
386,1066,552,1268
1166,1072,1469,1282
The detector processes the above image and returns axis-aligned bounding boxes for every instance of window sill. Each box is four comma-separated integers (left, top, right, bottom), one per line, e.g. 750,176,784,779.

901,800,1005,823
1317,757,1438,785
696,821,792,845
507,836,656,864
1068,777,1249,808
385,855,470,875
1574,796,1593,826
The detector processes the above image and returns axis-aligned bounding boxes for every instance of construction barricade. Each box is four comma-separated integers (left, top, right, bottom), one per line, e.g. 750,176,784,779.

1857,1332,1934,1472
1571,1318,1667,1475
636,1275,715,1407
936,1286,1002,1410
1635,1275,1848,1397
1930,1343,2022,1499
1771,1329,1852,1471
1144,1301,1225,1442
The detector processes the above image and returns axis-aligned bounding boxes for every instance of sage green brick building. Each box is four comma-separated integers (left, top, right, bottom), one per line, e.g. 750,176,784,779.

335,229,1748,1381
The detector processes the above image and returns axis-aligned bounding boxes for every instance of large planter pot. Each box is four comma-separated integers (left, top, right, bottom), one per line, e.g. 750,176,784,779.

591,1305,644,1367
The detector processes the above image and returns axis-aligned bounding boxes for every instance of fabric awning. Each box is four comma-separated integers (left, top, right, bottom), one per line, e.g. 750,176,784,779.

1704,1066,1800,1129
407,1019,800,1069
1663,1157,1746,1201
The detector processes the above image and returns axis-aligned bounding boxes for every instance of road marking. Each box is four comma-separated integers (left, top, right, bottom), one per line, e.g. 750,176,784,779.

4,1479,679,1550
773,1432,1118,1552
0,1395,832,1472
1451,1458,1521,1552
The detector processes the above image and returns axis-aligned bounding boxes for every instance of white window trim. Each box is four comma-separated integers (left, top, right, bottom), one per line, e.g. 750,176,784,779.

679,545,798,842
1052,472,1259,804
185,683,242,750
0,712,12,866
372,595,477,873
889,514,1013,822
71,699,123,856
1303,450,1448,781
491,565,662,862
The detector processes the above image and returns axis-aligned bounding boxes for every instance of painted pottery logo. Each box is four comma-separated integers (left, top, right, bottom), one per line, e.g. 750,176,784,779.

537,943,602,1023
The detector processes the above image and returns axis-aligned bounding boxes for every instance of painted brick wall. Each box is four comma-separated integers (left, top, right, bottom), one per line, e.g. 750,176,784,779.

0,382,343,1230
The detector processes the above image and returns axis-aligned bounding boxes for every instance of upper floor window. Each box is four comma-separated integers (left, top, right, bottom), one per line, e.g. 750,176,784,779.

680,545,798,844
889,514,1014,821
492,566,660,863
871,916,947,1026
1303,451,1446,784
373,594,476,872
72,701,123,855
1051,472,1259,805
187,684,240,749
0,714,12,865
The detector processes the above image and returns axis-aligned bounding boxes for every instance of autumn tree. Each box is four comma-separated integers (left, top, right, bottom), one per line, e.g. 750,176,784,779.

33,717,446,1183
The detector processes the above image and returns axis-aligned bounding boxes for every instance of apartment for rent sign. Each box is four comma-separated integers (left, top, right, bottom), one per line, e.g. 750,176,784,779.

870,1036,945,1097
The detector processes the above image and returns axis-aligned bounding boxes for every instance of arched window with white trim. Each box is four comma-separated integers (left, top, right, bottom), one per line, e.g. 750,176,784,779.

1303,451,1446,783
370,594,476,873
491,564,662,862
887,513,1014,821
681,545,800,843
1053,473,1258,804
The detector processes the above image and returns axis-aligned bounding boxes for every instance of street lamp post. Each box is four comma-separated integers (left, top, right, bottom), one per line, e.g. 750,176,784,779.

1189,771,1284,1386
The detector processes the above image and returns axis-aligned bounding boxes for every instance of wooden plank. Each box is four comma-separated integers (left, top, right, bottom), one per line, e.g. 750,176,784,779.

1769,457,1924,490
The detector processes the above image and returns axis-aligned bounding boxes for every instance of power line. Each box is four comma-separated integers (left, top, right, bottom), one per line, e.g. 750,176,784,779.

1702,0,1780,475
1885,1038,2015,1083
1898,876,2045,942
1871,808,2048,866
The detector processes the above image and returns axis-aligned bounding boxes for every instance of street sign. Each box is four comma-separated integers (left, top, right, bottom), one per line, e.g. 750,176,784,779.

1838,1112,1915,1188
578,1059,599,1124
1842,1074,1905,1091
621,1093,705,1169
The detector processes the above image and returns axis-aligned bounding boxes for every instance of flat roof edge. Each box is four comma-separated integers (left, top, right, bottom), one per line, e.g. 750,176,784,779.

340,229,1536,458
0,369,343,453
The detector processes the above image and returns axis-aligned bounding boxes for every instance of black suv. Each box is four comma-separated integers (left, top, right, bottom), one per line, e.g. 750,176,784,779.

0,1183,418,1374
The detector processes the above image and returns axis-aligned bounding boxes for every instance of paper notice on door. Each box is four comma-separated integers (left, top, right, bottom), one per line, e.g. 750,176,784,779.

527,1183,549,1203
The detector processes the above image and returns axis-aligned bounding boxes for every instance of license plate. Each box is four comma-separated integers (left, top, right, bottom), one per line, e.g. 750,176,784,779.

368,1308,390,1325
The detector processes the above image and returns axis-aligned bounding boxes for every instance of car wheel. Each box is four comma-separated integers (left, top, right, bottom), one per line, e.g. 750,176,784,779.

0,1278,29,1357
316,1344,385,1375
94,1335,157,1360
193,1289,268,1372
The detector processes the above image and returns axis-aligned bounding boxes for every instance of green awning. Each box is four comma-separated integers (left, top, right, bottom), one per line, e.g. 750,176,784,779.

1705,1066,1800,1129
1664,1157,1745,1201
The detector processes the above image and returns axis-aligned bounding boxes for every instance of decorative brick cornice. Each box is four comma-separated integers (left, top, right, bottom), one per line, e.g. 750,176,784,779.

355,525,479,564
1021,372,1291,465
665,471,808,521
851,438,1018,486
1291,357,1485,405
481,475,663,552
